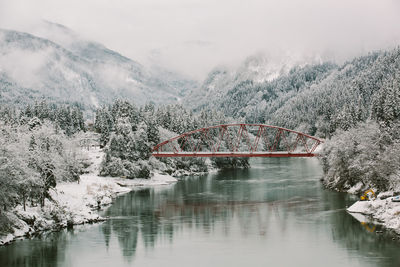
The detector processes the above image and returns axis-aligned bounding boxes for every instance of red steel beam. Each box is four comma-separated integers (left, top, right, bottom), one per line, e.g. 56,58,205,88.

251,125,263,152
213,125,226,152
152,152,319,158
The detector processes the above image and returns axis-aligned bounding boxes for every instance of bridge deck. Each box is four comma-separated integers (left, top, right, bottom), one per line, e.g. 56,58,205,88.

152,152,318,158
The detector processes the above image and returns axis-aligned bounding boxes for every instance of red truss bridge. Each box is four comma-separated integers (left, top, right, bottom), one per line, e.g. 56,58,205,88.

152,124,324,158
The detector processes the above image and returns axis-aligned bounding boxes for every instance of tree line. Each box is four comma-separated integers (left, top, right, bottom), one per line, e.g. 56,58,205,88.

94,100,249,179
0,104,86,235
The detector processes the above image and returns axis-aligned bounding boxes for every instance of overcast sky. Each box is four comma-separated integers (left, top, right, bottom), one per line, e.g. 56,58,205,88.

1,0,400,80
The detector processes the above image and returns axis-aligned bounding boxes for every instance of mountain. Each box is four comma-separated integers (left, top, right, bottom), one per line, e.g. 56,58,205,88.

0,21,197,110
184,53,323,112
185,48,400,137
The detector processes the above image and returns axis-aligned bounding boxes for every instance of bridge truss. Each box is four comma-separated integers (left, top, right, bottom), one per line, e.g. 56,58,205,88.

152,124,323,158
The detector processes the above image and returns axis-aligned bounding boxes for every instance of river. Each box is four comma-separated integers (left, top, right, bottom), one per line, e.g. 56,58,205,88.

1,158,400,267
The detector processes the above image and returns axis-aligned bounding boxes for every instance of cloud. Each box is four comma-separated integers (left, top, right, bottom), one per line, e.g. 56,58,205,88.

0,45,52,88
1,0,400,80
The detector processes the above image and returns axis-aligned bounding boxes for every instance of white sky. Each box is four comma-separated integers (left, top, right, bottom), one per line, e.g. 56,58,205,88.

1,0,400,80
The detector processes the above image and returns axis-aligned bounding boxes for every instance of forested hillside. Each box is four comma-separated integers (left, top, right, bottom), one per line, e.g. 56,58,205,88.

185,54,306,113
187,48,400,194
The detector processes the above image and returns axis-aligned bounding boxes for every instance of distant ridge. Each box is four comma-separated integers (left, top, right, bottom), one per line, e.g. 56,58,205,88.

0,21,198,110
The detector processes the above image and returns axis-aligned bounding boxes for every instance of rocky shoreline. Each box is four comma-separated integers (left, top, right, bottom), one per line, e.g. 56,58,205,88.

347,192,400,234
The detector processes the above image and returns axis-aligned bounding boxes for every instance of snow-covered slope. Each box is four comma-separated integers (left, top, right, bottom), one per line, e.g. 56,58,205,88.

184,53,301,111
0,21,197,109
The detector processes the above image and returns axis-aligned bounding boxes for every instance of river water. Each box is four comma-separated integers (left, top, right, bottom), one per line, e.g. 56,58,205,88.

1,158,400,267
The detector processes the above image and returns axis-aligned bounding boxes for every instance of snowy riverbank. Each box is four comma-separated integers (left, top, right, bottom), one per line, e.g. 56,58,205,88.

0,148,177,246
347,194,400,233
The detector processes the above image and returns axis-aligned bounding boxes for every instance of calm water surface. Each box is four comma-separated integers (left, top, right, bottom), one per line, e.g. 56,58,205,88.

1,158,400,267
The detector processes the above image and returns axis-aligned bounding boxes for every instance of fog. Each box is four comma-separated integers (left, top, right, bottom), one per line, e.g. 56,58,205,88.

1,0,400,80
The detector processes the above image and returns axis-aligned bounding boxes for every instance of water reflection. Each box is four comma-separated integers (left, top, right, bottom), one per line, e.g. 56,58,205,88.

1,158,400,267
0,229,70,267
97,158,400,266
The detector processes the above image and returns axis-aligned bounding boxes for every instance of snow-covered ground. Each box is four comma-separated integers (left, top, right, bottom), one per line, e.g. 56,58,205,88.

347,193,400,233
0,147,177,246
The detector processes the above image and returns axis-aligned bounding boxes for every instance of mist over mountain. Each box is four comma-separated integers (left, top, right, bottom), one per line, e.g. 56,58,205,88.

0,21,197,110
184,53,330,114
186,47,400,136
